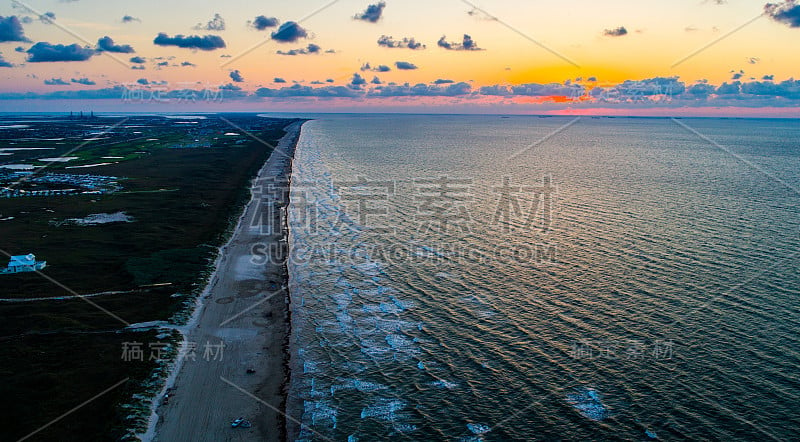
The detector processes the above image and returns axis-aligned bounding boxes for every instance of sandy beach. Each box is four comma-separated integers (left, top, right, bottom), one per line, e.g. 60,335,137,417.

150,121,304,442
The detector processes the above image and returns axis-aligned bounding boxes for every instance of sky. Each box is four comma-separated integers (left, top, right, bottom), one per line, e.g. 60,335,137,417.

0,0,799,115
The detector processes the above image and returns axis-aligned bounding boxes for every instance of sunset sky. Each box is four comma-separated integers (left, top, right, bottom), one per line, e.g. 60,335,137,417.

0,0,799,115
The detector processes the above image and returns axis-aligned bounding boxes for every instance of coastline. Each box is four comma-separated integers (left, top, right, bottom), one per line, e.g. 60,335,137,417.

143,120,305,441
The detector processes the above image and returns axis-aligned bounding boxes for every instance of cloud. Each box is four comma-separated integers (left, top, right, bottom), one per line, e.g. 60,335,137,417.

219,83,241,91
229,70,244,82
371,76,382,85
136,78,149,85
250,15,279,30
0,16,28,42
377,35,425,49
129,56,146,64
97,36,135,53
71,77,95,85
591,77,684,100
122,15,140,23
355,2,386,23
153,33,226,51
131,65,145,70
194,13,225,31
360,62,392,72
479,82,585,97
0,53,12,67
765,1,800,27
763,74,775,80
39,12,56,24
686,81,716,98
479,85,513,96
368,82,473,97
434,79,454,84
27,42,96,62
603,26,628,37
181,61,196,67
395,61,418,70
274,77,287,83
277,43,322,55
44,78,69,85
350,73,367,89
271,22,308,42
437,34,482,51
256,84,362,98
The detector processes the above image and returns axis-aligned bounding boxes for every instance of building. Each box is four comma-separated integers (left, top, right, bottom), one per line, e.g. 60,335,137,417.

1,254,47,274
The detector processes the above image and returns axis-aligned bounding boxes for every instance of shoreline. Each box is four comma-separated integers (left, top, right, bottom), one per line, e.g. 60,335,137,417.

143,120,305,441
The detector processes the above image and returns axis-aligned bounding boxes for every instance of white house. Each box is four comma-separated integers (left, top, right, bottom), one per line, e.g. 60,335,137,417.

2,254,47,274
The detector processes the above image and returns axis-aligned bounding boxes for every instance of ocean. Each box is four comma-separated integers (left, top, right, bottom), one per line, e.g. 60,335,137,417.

285,115,800,440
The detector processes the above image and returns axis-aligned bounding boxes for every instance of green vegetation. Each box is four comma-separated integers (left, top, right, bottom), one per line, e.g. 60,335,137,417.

0,114,300,440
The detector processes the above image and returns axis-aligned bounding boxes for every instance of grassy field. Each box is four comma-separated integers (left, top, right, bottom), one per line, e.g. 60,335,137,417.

0,114,299,440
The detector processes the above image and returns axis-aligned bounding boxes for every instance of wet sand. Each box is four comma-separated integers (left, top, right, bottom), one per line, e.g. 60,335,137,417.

151,121,304,442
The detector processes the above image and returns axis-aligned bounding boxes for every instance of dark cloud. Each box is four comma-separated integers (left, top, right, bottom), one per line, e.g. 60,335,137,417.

368,82,472,97
229,70,244,82
371,76,382,85
0,16,28,42
250,15,279,30
437,34,482,51
181,61,196,67
71,77,95,85
0,53,12,67
355,2,386,23
395,61,418,70
271,22,308,42
479,85,512,96
763,74,775,80
587,76,598,82
27,42,96,62
131,65,145,70
741,79,800,98
256,84,362,98
220,83,242,91
377,35,425,49
716,81,741,95
434,79,454,84
14,46,25,52
153,33,226,51
129,56,146,64
686,81,715,98
194,13,225,31
349,73,367,89
122,15,141,23
765,1,800,27
514,82,585,97
360,62,392,72
44,78,69,85
274,77,287,83
603,26,628,37
97,36,135,53
39,12,56,24
277,43,322,56
591,77,684,100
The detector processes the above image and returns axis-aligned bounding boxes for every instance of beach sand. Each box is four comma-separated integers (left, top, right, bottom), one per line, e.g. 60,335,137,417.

151,121,304,442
